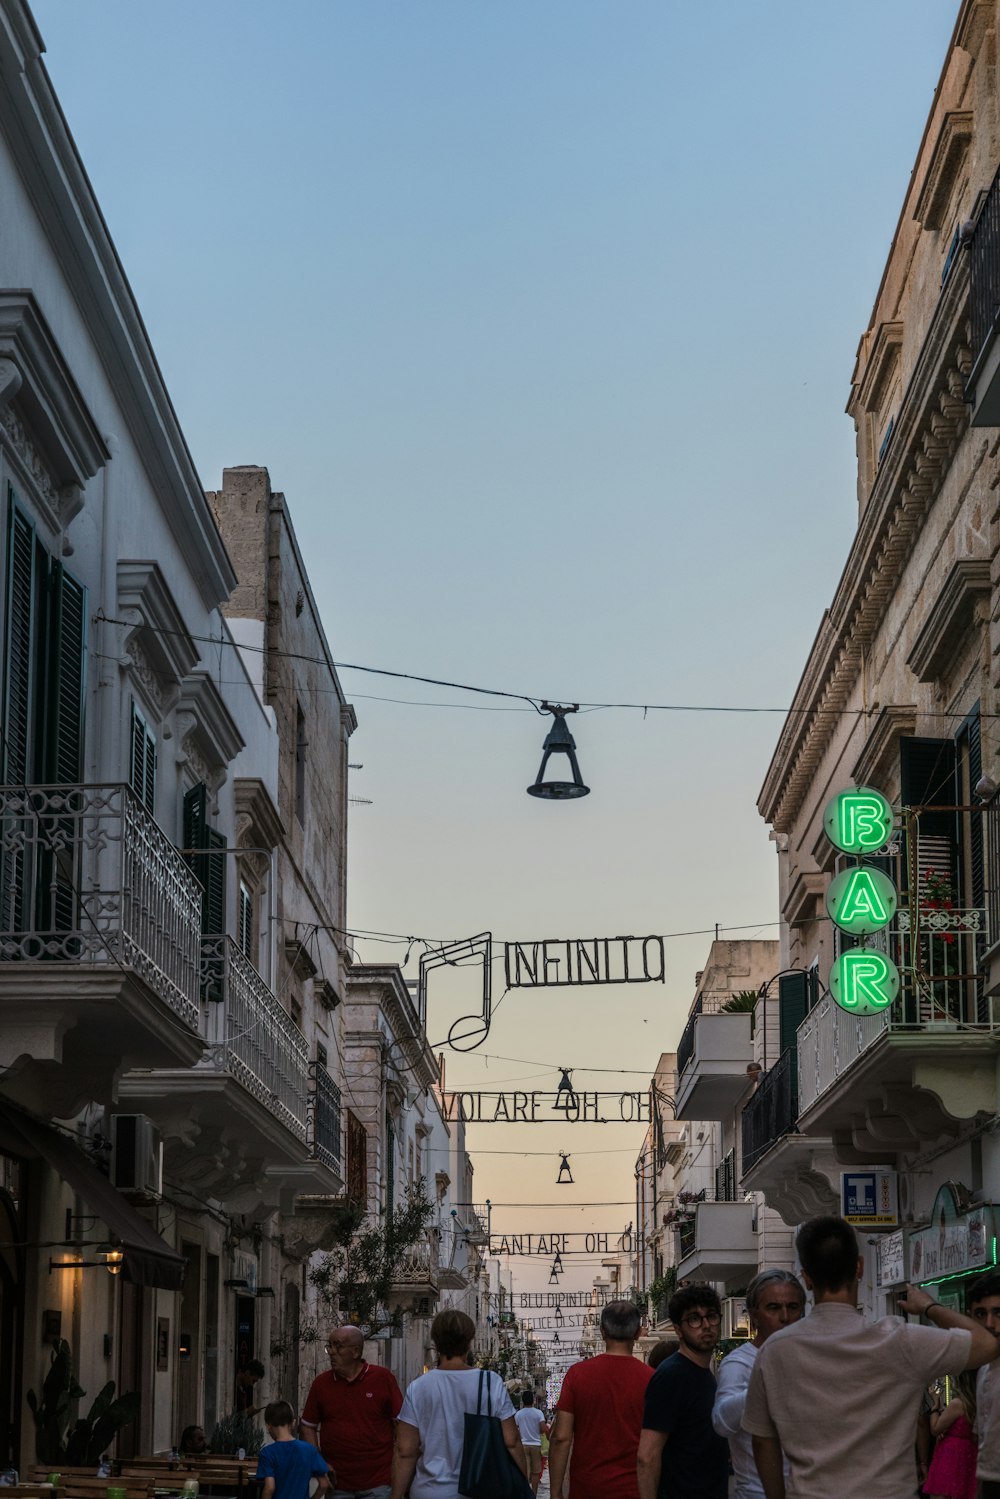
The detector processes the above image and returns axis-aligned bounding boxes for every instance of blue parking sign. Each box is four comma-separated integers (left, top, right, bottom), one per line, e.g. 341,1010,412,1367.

841,1170,898,1226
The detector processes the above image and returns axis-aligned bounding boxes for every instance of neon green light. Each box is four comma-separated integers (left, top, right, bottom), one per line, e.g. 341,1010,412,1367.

829,949,900,1014
825,867,898,935
823,787,894,854
919,1243,999,1288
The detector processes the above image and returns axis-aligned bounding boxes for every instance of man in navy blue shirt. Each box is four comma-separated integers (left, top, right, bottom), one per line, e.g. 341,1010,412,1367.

257,1401,331,1499
637,1284,730,1499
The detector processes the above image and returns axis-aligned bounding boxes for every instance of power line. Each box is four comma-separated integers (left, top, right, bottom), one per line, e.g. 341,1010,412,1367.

94,615,1000,722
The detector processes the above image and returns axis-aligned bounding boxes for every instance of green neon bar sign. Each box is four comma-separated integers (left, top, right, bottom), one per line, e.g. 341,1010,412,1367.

823,786,894,854
829,949,900,1014
825,867,898,935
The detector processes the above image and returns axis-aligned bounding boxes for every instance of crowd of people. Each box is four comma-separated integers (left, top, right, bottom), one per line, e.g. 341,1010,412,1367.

184,1214,1000,1499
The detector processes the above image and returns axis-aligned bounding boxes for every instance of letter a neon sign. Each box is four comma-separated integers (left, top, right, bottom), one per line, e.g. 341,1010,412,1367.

824,867,898,936
823,787,894,854
829,950,900,1014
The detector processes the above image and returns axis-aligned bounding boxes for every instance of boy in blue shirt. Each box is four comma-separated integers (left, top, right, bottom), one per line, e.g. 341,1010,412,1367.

256,1401,331,1499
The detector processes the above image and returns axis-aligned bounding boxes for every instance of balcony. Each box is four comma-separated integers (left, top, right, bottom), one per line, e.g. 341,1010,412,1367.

740,1047,839,1223
675,1198,756,1284
120,936,318,1195
0,783,204,1107
674,999,753,1119
388,1237,440,1311
969,167,1000,425
796,987,1000,1162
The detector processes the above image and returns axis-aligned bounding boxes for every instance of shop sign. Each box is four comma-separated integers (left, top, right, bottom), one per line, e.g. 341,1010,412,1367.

841,1170,899,1227
877,1229,906,1287
233,1251,257,1294
822,785,901,1015
910,1184,993,1283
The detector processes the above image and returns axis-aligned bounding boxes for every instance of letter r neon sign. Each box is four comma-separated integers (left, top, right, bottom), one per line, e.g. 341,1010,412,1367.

829,950,900,1015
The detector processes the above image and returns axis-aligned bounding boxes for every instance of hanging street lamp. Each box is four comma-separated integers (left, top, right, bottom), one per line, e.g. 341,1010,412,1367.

527,704,590,800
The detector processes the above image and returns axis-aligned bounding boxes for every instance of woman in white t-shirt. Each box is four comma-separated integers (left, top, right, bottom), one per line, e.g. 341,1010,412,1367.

390,1308,528,1499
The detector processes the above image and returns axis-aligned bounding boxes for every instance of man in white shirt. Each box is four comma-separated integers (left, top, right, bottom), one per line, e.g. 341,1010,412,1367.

743,1215,999,1499
514,1391,549,1494
711,1269,805,1499
970,1271,1000,1499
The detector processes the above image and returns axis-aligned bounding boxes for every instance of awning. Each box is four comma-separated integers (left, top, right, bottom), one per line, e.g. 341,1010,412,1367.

0,1103,186,1290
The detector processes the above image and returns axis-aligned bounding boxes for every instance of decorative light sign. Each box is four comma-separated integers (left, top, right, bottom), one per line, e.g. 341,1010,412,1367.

829,949,900,1014
822,785,900,1016
823,787,894,854
825,867,898,936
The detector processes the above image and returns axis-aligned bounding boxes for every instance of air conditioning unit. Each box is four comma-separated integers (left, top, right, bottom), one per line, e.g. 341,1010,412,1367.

722,1296,750,1340
111,1115,163,1201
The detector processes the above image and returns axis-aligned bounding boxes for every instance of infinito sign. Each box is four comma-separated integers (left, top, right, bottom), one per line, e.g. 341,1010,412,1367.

504,936,665,988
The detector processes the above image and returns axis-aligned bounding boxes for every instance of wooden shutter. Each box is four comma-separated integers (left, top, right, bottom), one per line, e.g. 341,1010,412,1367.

778,972,809,1057
129,704,156,815
43,561,86,785
238,880,253,961
900,737,957,875
183,783,227,1000
2,497,38,785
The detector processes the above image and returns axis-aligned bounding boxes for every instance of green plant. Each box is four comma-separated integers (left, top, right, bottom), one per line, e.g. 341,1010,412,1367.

209,1412,264,1456
27,1342,139,1464
648,1267,677,1310
27,1341,84,1463
65,1384,141,1466
309,1180,434,1339
720,989,759,1035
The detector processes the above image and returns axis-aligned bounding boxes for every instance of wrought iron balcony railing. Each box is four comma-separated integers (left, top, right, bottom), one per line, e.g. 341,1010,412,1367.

0,783,202,1029
393,1238,440,1284
202,935,309,1140
310,1060,343,1171
741,1045,798,1172
971,167,1000,368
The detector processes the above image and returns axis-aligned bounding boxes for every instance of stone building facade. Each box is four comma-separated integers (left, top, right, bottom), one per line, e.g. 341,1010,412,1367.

754,0,1000,1313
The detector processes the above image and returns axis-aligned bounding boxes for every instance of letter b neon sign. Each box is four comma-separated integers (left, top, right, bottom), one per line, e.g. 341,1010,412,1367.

823,787,894,854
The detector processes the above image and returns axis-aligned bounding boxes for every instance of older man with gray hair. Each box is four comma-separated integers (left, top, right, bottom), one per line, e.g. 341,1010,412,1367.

711,1270,805,1499
301,1325,402,1499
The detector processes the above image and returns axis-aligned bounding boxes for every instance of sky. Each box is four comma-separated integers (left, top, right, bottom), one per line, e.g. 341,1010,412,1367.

30,0,959,1304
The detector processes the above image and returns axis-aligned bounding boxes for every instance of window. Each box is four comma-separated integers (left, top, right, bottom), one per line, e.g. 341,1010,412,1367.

346,1110,367,1206
129,703,156,815
183,783,227,999
2,490,86,786
295,703,306,825
238,880,254,962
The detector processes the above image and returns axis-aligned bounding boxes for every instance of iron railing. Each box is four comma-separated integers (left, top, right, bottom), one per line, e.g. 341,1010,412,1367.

310,1061,342,1171
971,167,1000,367
741,1046,798,1172
393,1238,440,1285
0,783,202,1029
677,1218,696,1260
202,935,309,1140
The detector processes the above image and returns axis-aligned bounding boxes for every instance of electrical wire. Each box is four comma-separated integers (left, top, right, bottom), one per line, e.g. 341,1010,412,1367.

94,616,1000,722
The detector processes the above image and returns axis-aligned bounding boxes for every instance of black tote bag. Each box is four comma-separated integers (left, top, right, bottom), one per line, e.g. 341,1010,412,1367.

458,1370,533,1499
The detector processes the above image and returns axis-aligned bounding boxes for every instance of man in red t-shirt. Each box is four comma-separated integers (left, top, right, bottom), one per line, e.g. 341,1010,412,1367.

548,1300,653,1499
301,1326,403,1498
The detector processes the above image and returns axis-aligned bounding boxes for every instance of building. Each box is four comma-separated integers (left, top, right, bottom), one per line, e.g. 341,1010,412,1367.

641,943,789,1338
755,0,1000,1314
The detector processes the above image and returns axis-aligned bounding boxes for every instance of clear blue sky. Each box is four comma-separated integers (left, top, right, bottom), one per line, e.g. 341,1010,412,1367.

31,0,958,1284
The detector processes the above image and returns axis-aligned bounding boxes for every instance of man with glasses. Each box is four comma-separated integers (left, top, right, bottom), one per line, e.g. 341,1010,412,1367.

969,1271,1000,1499
637,1284,730,1499
301,1326,403,1499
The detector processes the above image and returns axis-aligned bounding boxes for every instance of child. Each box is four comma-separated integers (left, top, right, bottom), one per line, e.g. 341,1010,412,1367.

256,1401,331,1499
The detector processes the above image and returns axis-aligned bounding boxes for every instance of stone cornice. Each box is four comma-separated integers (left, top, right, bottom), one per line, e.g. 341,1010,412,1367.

176,669,245,769
759,255,972,832
235,777,284,851
0,3,236,608
913,111,973,230
851,705,918,789
117,560,199,687
0,292,108,525
906,557,991,681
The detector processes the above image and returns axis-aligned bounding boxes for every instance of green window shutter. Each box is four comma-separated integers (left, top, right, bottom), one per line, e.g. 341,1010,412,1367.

129,704,156,815
43,561,87,785
238,880,253,960
203,827,227,937
2,496,38,784
778,972,809,1057
183,782,207,854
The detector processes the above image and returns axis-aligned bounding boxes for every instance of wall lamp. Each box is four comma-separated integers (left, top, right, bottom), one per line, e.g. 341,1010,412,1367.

49,1250,123,1278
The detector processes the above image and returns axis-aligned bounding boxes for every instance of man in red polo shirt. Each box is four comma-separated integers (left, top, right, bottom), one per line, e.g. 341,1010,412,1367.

301,1326,403,1499
548,1300,653,1499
